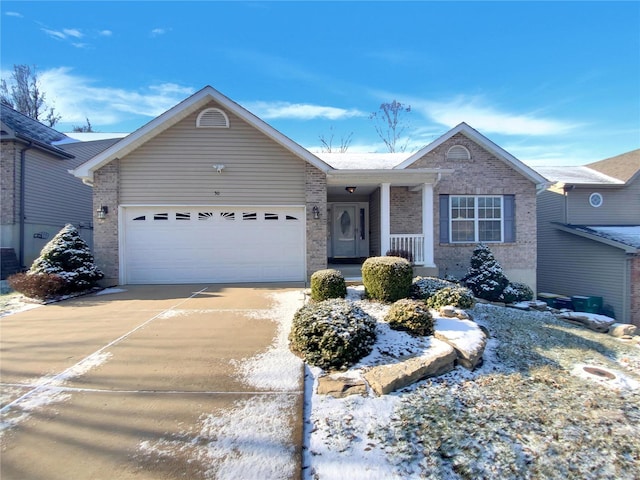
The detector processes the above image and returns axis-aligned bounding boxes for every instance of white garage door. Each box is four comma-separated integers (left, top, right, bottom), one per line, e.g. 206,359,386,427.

122,206,305,284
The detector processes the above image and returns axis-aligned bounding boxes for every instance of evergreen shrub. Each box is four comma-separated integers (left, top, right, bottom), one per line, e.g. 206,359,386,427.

288,299,377,370
385,298,434,336
411,276,456,300
310,269,347,301
463,244,509,302
426,286,476,309
500,282,535,303
362,256,413,302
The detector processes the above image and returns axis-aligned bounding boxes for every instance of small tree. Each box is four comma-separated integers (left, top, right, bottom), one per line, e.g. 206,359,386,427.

29,224,103,292
369,100,411,153
72,117,94,132
1,64,61,127
463,244,509,302
319,125,353,153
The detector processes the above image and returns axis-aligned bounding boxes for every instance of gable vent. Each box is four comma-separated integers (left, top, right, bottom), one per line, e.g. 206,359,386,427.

196,108,229,128
446,145,471,161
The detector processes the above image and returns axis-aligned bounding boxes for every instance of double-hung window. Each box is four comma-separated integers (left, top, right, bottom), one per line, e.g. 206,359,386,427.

450,195,504,242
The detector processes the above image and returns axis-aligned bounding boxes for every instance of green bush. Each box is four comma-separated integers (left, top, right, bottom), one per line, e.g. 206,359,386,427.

463,244,509,302
426,286,476,310
385,299,434,336
7,272,67,300
362,256,413,302
500,282,535,303
310,269,347,301
289,299,377,370
29,224,103,292
411,276,456,300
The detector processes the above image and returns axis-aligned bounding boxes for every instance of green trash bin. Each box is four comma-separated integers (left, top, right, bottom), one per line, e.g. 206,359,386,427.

572,295,603,314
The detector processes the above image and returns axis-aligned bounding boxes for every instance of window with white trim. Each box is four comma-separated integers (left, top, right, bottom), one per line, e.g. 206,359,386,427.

446,145,471,161
450,196,503,242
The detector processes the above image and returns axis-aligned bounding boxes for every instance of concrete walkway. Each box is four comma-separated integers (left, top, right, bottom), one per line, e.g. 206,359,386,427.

0,284,306,480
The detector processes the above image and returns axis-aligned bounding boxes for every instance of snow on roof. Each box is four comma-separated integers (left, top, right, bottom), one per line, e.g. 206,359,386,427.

587,226,640,249
535,165,624,185
60,132,129,143
315,152,410,170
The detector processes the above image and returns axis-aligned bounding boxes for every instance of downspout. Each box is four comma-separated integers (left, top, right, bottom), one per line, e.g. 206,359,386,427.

562,185,574,224
19,142,33,269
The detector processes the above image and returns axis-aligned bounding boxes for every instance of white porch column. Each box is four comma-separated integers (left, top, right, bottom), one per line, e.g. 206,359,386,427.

422,183,436,267
380,183,391,255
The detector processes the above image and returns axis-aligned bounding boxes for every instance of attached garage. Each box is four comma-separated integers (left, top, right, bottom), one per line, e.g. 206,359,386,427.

122,206,306,284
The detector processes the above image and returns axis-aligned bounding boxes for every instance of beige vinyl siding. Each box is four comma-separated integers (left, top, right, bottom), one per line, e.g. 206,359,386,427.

119,101,306,205
23,148,93,227
538,190,630,322
566,179,640,225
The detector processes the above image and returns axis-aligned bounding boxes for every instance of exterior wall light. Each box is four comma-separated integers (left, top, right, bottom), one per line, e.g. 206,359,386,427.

213,164,225,174
312,205,320,219
345,186,356,193
96,205,108,220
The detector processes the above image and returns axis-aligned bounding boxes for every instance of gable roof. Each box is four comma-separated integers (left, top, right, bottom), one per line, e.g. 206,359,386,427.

395,122,548,187
587,149,640,183
72,86,332,183
534,165,624,185
0,103,74,158
60,138,122,169
553,223,640,253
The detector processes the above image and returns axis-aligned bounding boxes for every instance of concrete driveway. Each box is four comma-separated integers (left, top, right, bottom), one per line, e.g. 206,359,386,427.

0,284,306,480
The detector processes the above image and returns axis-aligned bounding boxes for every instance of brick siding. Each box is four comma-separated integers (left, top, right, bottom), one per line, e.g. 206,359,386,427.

1,141,18,226
405,133,538,285
306,164,327,278
93,160,120,285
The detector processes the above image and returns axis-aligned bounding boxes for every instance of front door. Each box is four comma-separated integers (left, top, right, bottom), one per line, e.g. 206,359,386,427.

332,204,357,257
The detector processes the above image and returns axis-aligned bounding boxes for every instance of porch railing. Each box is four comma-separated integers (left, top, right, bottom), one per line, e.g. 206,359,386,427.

389,234,425,265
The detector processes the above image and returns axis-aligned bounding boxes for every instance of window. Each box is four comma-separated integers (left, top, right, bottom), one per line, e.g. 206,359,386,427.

449,196,504,242
589,192,603,208
196,108,229,128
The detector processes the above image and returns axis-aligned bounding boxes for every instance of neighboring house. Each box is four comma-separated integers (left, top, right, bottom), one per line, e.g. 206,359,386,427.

72,86,547,288
0,103,120,279
536,150,640,327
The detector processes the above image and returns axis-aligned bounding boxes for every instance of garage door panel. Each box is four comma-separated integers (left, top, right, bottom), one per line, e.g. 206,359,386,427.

123,207,305,284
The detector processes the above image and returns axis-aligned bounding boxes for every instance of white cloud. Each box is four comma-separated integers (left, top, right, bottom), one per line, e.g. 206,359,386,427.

5,11,23,18
99,30,113,36
413,95,579,136
244,101,366,120
37,67,195,127
150,28,168,37
42,28,66,40
63,28,83,38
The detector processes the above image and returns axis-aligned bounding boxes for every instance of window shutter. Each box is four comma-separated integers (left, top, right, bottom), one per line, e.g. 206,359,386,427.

439,195,449,243
504,194,516,242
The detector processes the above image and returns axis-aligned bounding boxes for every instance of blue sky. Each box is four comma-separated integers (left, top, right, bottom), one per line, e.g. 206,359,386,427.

1,1,639,166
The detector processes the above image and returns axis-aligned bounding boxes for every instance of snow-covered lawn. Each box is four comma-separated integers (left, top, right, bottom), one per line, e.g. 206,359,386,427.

304,287,640,480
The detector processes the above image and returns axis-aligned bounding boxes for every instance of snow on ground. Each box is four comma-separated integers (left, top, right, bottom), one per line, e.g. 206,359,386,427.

0,292,42,318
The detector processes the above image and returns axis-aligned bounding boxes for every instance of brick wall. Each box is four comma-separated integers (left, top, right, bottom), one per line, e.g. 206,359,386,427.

305,163,327,278
408,133,538,287
1,141,17,226
390,187,421,234
631,255,640,327
93,160,120,286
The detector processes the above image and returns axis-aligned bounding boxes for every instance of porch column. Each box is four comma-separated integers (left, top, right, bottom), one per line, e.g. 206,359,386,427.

380,182,391,256
422,183,436,267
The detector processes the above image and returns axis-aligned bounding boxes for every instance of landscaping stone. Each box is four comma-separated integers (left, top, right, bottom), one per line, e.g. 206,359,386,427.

608,323,638,338
435,317,487,370
364,339,456,395
317,375,367,398
559,312,616,333
439,306,471,320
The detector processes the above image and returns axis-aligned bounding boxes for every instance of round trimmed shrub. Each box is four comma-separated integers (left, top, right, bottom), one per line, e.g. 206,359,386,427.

288,299,377,370
500,282,535,303
310,269,347,301
385,298,434,336
411,276,456,300
362,256,413,302
426,286,475,309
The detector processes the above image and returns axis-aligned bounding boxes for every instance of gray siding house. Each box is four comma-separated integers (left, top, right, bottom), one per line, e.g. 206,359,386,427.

72,86,547,288
536,150,640,327
0,105,113,278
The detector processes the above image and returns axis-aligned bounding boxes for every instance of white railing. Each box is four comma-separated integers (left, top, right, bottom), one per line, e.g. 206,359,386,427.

389,234,425,265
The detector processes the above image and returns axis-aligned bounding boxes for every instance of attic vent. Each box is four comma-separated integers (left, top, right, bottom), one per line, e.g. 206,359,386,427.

446,145,471,161
196,108,229,128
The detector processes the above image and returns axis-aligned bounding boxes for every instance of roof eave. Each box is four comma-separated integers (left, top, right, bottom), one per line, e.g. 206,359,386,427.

552,223,639,253
72,86,331,182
